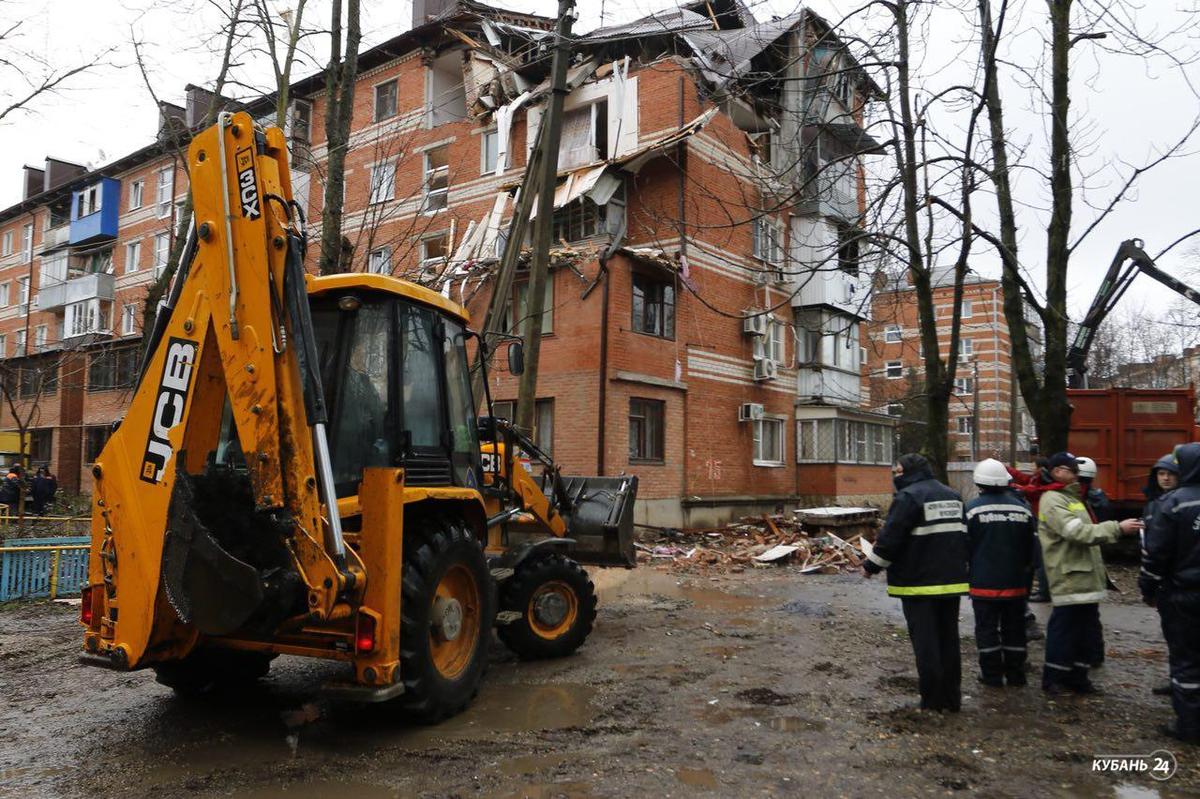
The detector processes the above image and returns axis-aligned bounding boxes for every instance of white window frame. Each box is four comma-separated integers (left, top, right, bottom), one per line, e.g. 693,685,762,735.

423,147,449,214
154,232,170,273
885,360,902,379
0,333,8,358
752,216,785,277
954,376,973,395
122,303,137,335
753,416,786,467
368,162,396,205
125,240,141,274
21,223,33,263
0,282,10,306
368,246,392,275
961,299,973,319
767,317,787,366
34,324,46,349
17,276,29,308
884,324,902,344
481,128,499,174
78,184,102,217
959,337,974,358
887,402,903,417
15,329,25,355
1,231,11,256
290,99,312,144
156,166,174,219
129,180,144,211
957,416,974,435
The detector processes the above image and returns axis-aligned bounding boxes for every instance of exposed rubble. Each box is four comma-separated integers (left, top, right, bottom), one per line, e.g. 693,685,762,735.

634,506,880,574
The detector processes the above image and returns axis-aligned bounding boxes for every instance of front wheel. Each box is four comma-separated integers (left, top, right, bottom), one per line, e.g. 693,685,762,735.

498,554,597,660
398,515,496,722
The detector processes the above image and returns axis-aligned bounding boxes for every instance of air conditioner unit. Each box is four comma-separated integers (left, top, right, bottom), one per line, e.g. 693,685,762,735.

738,402,765,421
753,358,778,381
743,313,768,336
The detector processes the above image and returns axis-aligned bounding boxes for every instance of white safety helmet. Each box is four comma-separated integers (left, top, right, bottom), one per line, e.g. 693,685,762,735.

1076,456,1097,479
973,457,1011,487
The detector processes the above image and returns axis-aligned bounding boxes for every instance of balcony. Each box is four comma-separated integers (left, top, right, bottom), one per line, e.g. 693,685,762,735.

39,272,114,312
787,217,868,319
796,366,862,409
68,177,120,246
40,224,70,253
795,163,859,221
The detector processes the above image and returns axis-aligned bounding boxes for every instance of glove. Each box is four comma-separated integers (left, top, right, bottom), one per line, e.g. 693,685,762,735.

863,559,883,576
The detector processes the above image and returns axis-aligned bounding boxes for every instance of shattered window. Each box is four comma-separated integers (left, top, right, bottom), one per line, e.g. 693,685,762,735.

421,233,449,265
374,80,397,122
427,50,468,127
423,145,449,213
559,101,608,169
632,271,675,340
551,197,603,242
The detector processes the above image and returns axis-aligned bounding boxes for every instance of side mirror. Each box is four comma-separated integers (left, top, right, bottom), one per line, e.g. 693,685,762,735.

508,341,525,375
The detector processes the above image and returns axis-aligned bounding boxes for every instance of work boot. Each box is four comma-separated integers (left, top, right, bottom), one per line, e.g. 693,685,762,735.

977,675,1004,688
1074,682,1103,696
1006,671,1027,688
1154,682,1173,696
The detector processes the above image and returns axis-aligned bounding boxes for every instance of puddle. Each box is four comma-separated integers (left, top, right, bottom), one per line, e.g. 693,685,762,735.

403,682,596,744
675,767,718,789
592,569,769,611
224,782,399,799
487,781,593,799
499,752,571,776
766,715,826,732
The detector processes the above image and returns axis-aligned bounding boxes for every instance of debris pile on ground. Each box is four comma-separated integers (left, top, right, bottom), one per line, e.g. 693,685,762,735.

634,507,880,574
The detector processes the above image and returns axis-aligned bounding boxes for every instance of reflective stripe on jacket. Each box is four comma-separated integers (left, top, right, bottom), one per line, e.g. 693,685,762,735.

871,471,969,597
966,489,1035,599
1037,484,1120,606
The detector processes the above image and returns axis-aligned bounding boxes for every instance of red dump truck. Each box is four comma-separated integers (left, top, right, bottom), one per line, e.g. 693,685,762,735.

1067,387,1200,518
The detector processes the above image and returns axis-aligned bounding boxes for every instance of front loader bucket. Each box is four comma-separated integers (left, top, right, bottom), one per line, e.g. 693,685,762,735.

562,475,638,567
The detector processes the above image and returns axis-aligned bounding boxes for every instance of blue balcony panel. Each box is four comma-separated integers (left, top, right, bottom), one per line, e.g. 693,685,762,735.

68,177,120,245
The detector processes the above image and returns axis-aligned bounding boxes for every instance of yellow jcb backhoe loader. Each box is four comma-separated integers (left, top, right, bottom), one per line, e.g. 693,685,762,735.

79,112,636,720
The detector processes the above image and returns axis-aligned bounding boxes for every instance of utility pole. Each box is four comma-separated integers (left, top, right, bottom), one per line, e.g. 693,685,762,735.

515,0,575,435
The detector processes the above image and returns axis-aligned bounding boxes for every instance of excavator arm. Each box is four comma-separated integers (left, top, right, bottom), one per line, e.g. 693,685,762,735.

1067,238,1200,388
82,113,355,669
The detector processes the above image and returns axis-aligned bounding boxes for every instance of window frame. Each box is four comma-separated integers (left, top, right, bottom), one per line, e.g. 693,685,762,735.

129,179,144,211
368,246,392,275
368,161,396,205
753,415,786,467
481,127,499,174
954,376,973,395
125,240,141,273
628,397,665,463
884,324,902,344
122,303,137,335
957,416,974,435
631,270,676,340
959,337,974,358
155,167,174,219
1,231,11,256
374,79,398,122
422,146,449,214
885,360,903,379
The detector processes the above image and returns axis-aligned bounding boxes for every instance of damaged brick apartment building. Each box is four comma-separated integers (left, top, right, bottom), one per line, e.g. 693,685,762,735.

0,0,895,523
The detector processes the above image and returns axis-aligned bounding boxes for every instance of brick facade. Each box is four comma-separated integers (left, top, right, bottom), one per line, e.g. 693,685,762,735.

0,3,894,519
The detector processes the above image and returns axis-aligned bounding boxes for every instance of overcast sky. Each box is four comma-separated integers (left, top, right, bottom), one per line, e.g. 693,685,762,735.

3,0,1200,325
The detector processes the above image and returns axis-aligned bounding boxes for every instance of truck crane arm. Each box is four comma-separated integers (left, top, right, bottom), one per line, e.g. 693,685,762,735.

1067,238,1200,388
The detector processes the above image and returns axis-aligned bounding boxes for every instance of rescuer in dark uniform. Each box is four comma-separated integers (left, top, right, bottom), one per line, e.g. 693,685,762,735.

1142,453,1181,696
864,453,969,712
966,458,1035,687
1141,443,1200,742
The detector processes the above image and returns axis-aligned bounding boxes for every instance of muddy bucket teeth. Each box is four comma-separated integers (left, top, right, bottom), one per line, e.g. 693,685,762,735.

162,474,264,635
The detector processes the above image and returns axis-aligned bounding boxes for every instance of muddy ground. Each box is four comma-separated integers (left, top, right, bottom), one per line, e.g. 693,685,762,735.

1,563,1196,799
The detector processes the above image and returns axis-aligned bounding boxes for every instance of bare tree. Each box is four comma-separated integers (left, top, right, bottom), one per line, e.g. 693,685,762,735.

317,0,361,275
0,3,109,126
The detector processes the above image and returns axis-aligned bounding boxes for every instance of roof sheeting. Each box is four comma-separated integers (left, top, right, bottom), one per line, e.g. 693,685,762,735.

683,10,804,90
583,8,714,43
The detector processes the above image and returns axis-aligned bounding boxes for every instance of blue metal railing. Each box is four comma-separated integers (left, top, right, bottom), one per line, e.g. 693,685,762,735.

0,535,90,601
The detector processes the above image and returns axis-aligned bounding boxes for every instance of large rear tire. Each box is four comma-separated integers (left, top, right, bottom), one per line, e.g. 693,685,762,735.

497,554,597,660
152,648,275,696
398,515,496,722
